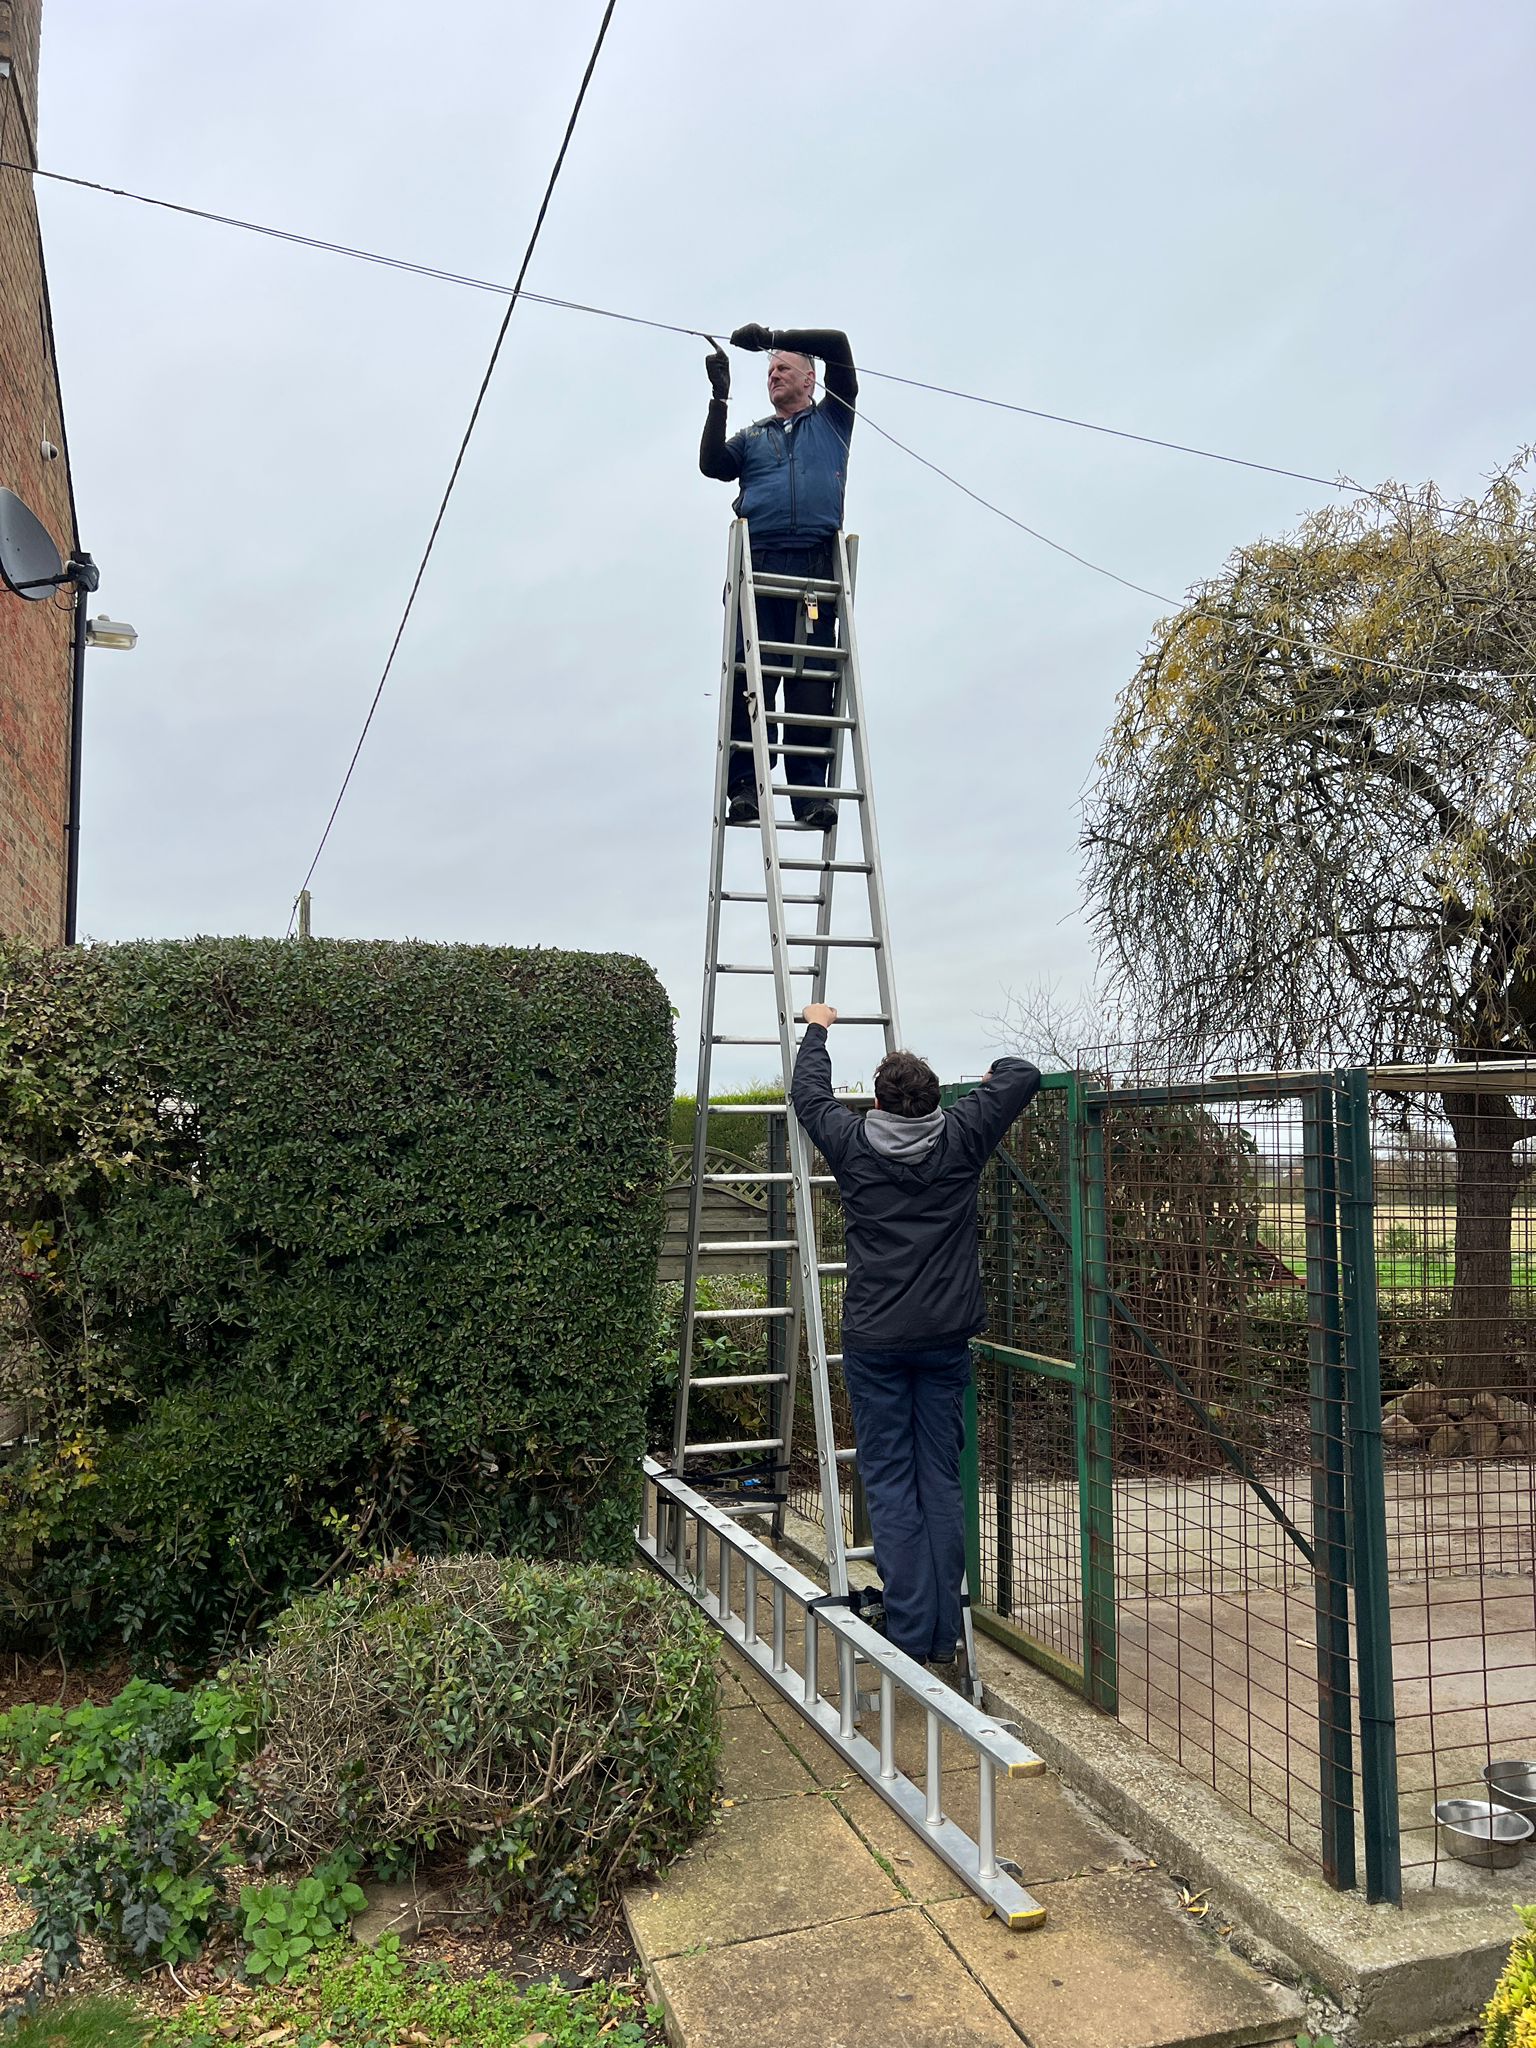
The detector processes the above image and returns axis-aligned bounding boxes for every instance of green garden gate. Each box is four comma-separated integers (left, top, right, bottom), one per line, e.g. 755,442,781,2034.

954,1068,1401,1903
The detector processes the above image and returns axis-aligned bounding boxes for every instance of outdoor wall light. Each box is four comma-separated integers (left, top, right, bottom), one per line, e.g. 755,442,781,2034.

85,614,138,651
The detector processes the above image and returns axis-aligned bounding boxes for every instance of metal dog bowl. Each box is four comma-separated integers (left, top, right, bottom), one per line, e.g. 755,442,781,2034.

1436,1797,1532,1869
1483,1760,1536,1821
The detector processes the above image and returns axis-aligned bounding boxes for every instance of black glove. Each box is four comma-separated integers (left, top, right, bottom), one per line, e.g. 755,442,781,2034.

705,347,730,400
730,322,775,352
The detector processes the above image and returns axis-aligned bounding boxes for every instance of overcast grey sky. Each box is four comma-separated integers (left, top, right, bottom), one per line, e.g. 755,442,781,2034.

33,0,1536,1087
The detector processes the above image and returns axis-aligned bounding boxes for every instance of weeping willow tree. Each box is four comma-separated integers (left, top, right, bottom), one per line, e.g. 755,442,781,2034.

1083,453,1536,1390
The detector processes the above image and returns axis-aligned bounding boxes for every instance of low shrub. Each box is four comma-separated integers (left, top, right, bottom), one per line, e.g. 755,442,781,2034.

238,1854,366,1982
1483,1903,1536,2045
0,1678,256,1806
17,1774,229,1981
236,1556,718,1924
0,1675,259,1994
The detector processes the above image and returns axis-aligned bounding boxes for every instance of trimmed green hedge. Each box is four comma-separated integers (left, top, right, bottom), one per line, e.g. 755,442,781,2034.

0,939,674,1660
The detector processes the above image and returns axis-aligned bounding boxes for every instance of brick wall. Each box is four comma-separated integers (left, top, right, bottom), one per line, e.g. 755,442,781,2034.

0,0,76,943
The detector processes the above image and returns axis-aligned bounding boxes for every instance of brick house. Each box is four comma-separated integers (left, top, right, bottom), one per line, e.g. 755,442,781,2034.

0,0,78,944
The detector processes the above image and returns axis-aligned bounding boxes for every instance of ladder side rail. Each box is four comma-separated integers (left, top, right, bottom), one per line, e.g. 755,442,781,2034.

640,1456,1047,1929
788,1101,854,1594
834,531,903,1050
803,543,852,1013
737,528,811,1523
741,539,852,1593
741,530,811,1521
673,519,749,1464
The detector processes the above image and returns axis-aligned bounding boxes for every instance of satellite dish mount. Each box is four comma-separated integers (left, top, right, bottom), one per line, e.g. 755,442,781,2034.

0,486,97,601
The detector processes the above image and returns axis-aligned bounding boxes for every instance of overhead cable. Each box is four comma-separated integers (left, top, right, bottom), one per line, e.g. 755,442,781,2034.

283,0,620,929
10,156,1358,498
822,389,1536,687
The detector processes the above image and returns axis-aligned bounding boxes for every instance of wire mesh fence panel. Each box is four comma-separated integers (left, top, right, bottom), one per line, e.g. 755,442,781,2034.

1365,1065,1536,1881
1087,1074,1358,1876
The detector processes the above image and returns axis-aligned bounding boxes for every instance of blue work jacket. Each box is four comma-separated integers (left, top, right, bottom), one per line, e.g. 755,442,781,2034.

721,401,853,545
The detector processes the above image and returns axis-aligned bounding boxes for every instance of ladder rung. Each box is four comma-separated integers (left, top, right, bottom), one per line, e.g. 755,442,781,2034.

712,1035,781,1045
698,1238,798,1253
758,639,850,661
772,783,864,800
730,741,837,757
714,1498,782,1517
818,1262,848,1276
748,573,842,595
836,1446,858,1463
845,1545,876,1562
750,664,843,683
715,963,814,975
779,859,873,873
691,1372,791,1389
680,1437,784,1458
709,1102,787,1114
694,1305,794,1320
759,711,857,729
800,1016,888,1029
703,1171,836,1185
719,891,824,905
785,934,880,949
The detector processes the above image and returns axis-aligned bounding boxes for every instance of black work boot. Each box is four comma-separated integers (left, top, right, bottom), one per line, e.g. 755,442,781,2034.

796,800,836,834
727,791,759,824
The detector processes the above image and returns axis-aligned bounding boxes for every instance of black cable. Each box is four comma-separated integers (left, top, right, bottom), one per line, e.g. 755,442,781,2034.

9,156,1359,499
13,145,1527,699
825,388,1536,685
284,0,621,930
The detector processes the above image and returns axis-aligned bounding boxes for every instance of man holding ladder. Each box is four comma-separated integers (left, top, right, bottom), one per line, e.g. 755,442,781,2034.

791,1004,1041,1679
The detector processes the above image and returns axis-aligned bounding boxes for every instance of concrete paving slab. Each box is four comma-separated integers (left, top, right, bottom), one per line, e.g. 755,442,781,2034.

834,1767,1131,1903
929,1872,1303,2048
717,1700,818,1799
718,1641,782,1708
645,1904,1023,2048
976,1631,1520,2043
625,1783,903,1959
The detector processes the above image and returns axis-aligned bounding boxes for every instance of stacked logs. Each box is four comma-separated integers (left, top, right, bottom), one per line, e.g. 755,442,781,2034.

1381,1385,1532,1459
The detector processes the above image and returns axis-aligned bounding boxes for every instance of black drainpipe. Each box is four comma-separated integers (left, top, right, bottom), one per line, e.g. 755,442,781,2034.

63,572,88,944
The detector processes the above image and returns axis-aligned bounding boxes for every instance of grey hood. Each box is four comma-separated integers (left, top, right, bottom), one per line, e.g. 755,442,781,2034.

864,1106,945,1165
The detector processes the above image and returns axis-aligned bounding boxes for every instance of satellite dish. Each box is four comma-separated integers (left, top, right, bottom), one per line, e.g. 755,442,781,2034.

0,487,66,601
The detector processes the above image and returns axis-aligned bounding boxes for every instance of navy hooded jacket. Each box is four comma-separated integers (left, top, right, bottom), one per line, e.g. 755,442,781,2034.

790,1025,1042,1350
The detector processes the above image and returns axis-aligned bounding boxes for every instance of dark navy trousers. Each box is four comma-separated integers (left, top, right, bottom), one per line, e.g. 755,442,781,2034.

840,1339,972,1662
728,540,837,809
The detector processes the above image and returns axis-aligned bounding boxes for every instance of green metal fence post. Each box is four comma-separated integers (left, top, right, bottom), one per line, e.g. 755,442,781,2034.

1339,1067,1402,1905
1074,1079,1118,1713
1303,1084,1357,1891
996,1153,1016,1616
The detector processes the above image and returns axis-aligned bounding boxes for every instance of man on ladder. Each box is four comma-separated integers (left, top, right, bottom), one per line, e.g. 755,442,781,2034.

791,1005,1041,1684
699,323,857,831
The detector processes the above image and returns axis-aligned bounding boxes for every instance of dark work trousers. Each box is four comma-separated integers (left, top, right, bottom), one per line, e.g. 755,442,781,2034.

728,538,838,818
839,1339,973,1662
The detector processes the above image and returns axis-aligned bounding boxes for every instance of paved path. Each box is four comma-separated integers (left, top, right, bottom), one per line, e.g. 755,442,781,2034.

626,1641,1305,2048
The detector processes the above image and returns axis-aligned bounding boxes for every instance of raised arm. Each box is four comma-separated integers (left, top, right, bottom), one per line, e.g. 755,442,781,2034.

732,324,857,441
944,1057,1042,1168
789,1010,860,1172
777,327,857,435
699,346,742,480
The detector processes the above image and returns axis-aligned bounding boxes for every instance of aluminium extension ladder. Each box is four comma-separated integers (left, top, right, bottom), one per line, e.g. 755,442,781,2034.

642,519,1047,1928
